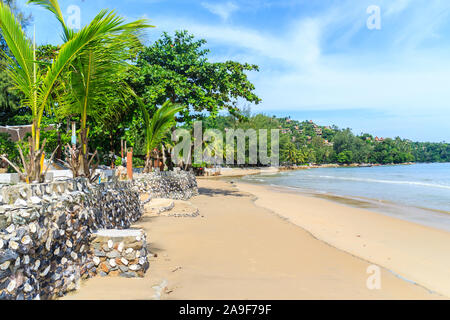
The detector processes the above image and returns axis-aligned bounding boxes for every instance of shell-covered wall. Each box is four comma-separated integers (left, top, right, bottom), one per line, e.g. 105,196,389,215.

0,171,198,300
0,179,142,300
135,170,199,200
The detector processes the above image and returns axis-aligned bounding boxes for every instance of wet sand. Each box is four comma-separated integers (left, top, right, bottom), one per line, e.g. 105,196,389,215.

63,179,445,300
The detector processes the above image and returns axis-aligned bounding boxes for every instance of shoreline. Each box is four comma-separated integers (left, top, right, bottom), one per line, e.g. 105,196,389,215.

254,182,450,233
235,181,450,297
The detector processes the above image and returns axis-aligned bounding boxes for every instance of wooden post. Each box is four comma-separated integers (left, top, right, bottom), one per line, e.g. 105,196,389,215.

127,148,133,180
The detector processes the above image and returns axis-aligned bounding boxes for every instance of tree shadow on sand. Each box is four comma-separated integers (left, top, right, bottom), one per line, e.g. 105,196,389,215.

198,187,247,197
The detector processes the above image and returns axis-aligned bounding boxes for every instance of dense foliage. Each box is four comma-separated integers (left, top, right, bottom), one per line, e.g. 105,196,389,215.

195,113,448,165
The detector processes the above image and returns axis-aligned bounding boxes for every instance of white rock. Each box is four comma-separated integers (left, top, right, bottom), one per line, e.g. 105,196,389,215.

0,261,10,270
40,265,51,277
120,258,129,266
66,240,72,248
29,223,37,233
61,257,67,264
129,264,139,271
7,280,16,293
118,242,124,253
54,247,60,255
14,198,27,207
6,224,15,233
93,257,100,266
15,257,20,267
24,283,33,293
45,235,52,251
109,259,117,267
107,240,113,249
139,257,146,265
34,260,40,270
9,241,18,250
0,239,3,249
21,235,31,245
30,196,42,205
125,248,133,254
24,255,30,265
70,252,77,260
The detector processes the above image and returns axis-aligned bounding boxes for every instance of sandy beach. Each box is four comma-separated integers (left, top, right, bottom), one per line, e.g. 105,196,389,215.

62,178,448,300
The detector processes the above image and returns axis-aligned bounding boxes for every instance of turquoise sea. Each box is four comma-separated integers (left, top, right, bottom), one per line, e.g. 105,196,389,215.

242,163,450,232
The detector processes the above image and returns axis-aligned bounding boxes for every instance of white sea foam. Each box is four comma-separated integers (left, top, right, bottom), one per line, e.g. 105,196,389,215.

310,175,450,190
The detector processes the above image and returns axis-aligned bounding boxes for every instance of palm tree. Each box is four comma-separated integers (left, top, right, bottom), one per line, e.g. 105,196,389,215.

0,2,141,182
135,96,183,173
28,0,151,179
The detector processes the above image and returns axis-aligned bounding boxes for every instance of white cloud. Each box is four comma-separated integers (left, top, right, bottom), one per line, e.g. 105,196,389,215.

150,0,450,140
385,0,411,16
201,1,239,21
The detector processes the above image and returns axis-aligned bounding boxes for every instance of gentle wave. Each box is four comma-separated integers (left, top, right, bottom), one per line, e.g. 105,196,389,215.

308,175,450,190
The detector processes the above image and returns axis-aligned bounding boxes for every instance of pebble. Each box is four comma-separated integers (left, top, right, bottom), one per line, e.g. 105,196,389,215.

6,280,16,293
9,241,19,250
21,235,31,245
6,224,15,234
129,264,140,271
30,197,42,205
29,223,37,233
14,198,27,207
93,257,100,266
24,283,33,293
0,261,10,270
109,259,117,268
40,265,51,277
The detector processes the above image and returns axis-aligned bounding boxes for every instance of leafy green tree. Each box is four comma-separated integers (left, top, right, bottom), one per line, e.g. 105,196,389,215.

134,96,183,172
131,30,261,124
0,0,32,125
0,1,147,182
337,150,353,164
28,0,151,178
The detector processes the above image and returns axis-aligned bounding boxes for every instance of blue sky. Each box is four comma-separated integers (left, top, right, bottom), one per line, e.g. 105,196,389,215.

18,0,450,142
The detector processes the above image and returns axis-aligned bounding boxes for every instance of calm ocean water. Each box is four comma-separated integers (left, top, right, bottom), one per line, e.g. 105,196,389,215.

242,163,450,232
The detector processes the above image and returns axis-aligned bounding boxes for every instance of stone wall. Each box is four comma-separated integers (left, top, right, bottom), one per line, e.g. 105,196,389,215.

0,170,198,300
0,178,143,300
91,229,149,278
135,170,199,201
